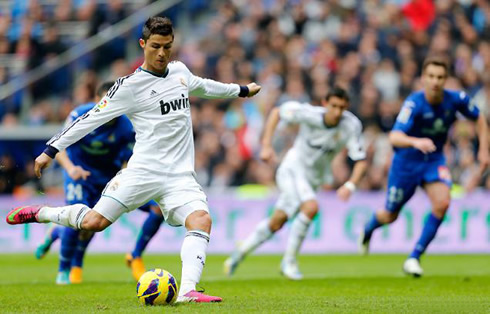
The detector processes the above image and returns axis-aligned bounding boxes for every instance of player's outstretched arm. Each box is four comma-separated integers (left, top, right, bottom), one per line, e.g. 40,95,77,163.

259,107,280,163
389,131,436,154
55,150,91,180
337,159,368,201
475,114,489,174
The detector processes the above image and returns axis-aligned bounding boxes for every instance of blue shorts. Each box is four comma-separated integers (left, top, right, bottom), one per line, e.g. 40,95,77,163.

384,155,451,213
63,176,104,207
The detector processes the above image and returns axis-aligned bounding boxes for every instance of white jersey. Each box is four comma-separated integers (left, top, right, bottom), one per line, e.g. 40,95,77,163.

278,101,366,186
48,61,242,175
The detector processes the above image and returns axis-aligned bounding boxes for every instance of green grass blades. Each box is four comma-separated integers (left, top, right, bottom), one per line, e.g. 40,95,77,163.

0,254,489,313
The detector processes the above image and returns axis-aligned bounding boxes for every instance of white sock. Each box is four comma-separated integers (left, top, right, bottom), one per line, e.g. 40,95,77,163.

37,204,90,229
283,212,311,263
179,230,209,296
236,219,273,260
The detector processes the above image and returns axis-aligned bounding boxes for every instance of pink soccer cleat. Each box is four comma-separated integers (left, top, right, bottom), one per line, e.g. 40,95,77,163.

176,290,222,303
6,205,43,225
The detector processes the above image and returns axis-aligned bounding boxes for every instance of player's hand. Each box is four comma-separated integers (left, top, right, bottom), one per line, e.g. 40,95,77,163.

34,153,53,179
246,82,261,97
336,185,353,201
477,147,489,175
413,138,436,154
259,145,277,164
68,165,91,181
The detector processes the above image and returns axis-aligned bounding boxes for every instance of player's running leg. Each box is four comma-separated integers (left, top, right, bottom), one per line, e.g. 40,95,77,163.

224,210,287,277
176,203,222,303
69,230,95,284
6,201,115,231
126,207,164,281
361,166,418,255
281,200,318,280
57,227,79,285
35,225,62,259
359,210,398,255
404,181,450,277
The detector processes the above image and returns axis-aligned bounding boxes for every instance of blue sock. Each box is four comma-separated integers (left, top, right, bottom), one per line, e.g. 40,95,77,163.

71,233,94,268
131,211,164,258
410,213,443,260
363,214,383,241
59,227,79,272
50,226,62,242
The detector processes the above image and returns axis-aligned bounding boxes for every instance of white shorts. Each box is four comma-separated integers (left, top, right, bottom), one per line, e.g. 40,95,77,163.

274,165,317,218
94,167,208,226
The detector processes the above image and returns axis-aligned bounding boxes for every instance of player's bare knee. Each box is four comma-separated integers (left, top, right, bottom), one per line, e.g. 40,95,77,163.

386,212,398,223
433,199,450,218
300,200,318,219
379,210,398,223
269,211,288,232
185,210,212,233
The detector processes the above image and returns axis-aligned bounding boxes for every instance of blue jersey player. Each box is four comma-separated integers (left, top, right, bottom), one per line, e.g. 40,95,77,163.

34,82,164,284
360,56,489,277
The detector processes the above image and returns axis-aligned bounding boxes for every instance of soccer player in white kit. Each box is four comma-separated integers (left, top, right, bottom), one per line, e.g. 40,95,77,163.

6,16,261,302
224,87,367,280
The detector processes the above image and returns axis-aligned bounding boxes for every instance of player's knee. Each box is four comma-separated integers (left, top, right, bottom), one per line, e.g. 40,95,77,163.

269,211,288,232
433,198,450,216
300,200,318,219
387,212,399,223
185,210,212,232
379,211,398,223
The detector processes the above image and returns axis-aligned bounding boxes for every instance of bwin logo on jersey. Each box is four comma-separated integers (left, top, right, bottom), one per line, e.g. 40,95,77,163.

160,94,190,115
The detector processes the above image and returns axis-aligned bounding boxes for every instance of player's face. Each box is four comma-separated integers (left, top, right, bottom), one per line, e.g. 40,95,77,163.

323,96,348,126
139,34,174,74
422,64,447,98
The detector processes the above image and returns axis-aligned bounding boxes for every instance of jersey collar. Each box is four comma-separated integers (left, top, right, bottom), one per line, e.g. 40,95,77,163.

138,66,169,78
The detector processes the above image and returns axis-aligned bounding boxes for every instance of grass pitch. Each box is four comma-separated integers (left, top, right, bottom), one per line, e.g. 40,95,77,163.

0,254,488,313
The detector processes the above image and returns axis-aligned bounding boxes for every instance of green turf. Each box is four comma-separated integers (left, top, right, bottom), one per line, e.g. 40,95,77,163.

0,254,489,313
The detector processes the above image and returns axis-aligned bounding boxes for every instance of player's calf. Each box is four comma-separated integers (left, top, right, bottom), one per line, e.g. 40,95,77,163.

79,211,111,232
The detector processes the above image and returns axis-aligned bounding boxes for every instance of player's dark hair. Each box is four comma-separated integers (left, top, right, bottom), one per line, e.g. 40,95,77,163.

142,16,174,41
96,81,115,98
422,56,449,75
326,86,349,102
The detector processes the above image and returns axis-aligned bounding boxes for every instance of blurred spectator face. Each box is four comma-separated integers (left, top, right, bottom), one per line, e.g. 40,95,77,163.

140,34,174,74
422,64,447,99
322,96,348,126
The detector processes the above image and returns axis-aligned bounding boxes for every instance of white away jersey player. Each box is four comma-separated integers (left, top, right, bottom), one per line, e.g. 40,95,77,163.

49,61,241,175
279,101,366,186
275,101,365,217
46,61,244,224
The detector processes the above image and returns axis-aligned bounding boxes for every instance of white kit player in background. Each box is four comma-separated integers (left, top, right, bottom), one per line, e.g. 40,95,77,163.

224,86,367,280
6,16,261,303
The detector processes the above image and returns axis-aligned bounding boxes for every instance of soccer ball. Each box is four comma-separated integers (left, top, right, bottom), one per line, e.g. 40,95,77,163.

136,268,179,306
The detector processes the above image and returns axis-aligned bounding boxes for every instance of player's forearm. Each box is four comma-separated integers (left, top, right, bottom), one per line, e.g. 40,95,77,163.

388,131,418,148
261,107,280,147
347,159,368,186
476,114,489,151
189,77,248,99
55,150,75,171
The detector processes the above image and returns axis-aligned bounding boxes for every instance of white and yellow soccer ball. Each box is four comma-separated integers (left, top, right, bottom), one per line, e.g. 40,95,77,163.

136,268,178,306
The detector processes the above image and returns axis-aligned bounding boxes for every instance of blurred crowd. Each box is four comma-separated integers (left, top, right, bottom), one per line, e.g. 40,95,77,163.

1,0,490,196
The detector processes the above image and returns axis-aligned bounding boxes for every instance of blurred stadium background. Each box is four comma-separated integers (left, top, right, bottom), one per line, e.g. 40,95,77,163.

0,0,489,254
